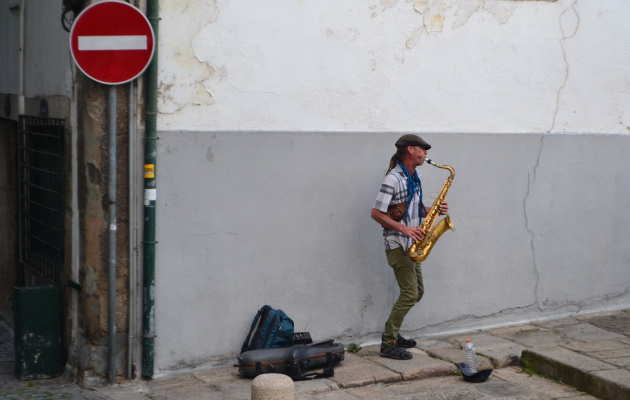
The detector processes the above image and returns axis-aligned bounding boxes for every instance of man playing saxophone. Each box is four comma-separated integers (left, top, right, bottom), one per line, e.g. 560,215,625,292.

371,134,449,360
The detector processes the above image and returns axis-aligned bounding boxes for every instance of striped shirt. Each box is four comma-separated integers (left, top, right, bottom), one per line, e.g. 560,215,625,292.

373,164,423,251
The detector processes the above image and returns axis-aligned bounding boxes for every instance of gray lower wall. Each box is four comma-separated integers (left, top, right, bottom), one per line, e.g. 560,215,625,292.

153,131,630,375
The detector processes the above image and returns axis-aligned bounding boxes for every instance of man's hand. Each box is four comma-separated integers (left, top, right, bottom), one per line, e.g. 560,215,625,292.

401,225,426,242
438,201,449,215
371,209,426,241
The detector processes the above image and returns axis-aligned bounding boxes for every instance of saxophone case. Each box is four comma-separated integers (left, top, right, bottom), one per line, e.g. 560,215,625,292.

237,341,344,378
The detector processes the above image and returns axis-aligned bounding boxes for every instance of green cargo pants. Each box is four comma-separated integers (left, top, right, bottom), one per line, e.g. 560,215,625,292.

382,247,424,347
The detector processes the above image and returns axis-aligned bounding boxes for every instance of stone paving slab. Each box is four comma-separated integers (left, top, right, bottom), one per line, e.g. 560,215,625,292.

414,338,456,351
339,384,391,398
525,345,617,373
147,373,198,391
328,357,402,388
193,366,244,384
555,322,628,343
603,356,630,367
0,375,111,400
533,316,581,329
493,366,587,399
474,380,541,399
522,345,628,400
576,310,623,320
208,379,253,400
366,376,472,394
347,376,483,399
367,353,456,381
339,371,595,400
407,348,428,357
152,384,232,400
93,382,152,400
486,324,539,337
385,386,486,399
500,327,569,348
293,378,339,395
561,339,630,353
587,347,630,359
582,313,630,337
297,391,358,400
589,368,630,400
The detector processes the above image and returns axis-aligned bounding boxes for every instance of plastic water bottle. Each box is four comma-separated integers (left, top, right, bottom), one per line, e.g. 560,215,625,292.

462,339,478,375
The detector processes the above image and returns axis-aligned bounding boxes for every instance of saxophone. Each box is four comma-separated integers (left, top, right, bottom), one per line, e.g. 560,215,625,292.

406,159,455,263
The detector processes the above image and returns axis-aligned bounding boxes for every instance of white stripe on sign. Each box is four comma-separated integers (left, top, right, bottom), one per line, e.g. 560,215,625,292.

78,35,147,51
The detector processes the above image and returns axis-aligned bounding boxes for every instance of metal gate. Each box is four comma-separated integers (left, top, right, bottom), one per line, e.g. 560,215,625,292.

17,116,65,286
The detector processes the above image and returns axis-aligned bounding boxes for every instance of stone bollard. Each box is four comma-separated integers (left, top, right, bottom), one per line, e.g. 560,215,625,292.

251,373,294,400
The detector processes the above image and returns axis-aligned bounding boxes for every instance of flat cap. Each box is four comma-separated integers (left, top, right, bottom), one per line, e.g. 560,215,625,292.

395,134,431,150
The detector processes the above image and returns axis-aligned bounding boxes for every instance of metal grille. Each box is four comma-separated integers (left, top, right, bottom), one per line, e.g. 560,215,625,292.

17,116,66,285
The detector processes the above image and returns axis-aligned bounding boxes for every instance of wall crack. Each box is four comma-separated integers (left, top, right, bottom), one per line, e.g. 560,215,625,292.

524,135,545,311
413,301,540,333
550,0,580,132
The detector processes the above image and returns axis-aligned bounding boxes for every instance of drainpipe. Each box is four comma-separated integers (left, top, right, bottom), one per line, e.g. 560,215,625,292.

107,85,117,385
142,0,159,378
18,0,25,115
127,79,136,380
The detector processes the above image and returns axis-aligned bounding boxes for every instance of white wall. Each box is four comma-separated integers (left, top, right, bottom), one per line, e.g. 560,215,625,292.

152,0,630,374
157,0,630,133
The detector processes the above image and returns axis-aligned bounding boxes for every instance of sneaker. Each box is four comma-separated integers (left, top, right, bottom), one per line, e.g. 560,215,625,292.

396,334,417,349
380,343,413,360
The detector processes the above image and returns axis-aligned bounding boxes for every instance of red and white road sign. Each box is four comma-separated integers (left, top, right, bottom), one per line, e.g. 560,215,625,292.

70,1,155,85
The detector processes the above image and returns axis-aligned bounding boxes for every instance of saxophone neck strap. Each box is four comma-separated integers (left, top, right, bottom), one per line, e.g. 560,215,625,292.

396,162,423,220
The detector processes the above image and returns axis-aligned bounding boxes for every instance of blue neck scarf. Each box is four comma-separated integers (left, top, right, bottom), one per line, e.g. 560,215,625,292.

397,161,423,222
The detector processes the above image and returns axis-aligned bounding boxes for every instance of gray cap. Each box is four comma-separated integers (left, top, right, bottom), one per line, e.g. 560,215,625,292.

395,134,431,150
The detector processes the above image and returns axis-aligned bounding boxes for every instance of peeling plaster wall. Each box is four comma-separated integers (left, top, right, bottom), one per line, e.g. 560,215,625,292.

152,0,630,374
64,74,133,386
157,0,630,133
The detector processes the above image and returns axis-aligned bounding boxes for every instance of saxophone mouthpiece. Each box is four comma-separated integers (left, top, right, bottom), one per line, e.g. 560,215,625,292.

426,158,436,166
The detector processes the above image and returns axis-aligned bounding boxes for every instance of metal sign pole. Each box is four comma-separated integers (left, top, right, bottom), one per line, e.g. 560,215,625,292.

107,84,117,384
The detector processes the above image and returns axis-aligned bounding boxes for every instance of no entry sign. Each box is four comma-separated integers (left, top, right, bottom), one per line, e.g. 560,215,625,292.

70,1,155,85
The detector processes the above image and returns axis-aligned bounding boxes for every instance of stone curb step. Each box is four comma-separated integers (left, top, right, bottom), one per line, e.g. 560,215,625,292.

315,345,509,392
522,346,630,400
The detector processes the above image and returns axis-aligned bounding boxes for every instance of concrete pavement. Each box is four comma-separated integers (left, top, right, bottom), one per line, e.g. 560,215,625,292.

1,308,629,399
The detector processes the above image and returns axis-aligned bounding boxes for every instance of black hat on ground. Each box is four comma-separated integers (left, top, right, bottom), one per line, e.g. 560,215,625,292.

458,363,493,383
395,134,431,150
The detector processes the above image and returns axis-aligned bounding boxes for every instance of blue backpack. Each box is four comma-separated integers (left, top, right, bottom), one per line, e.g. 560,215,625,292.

241,305,294,353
